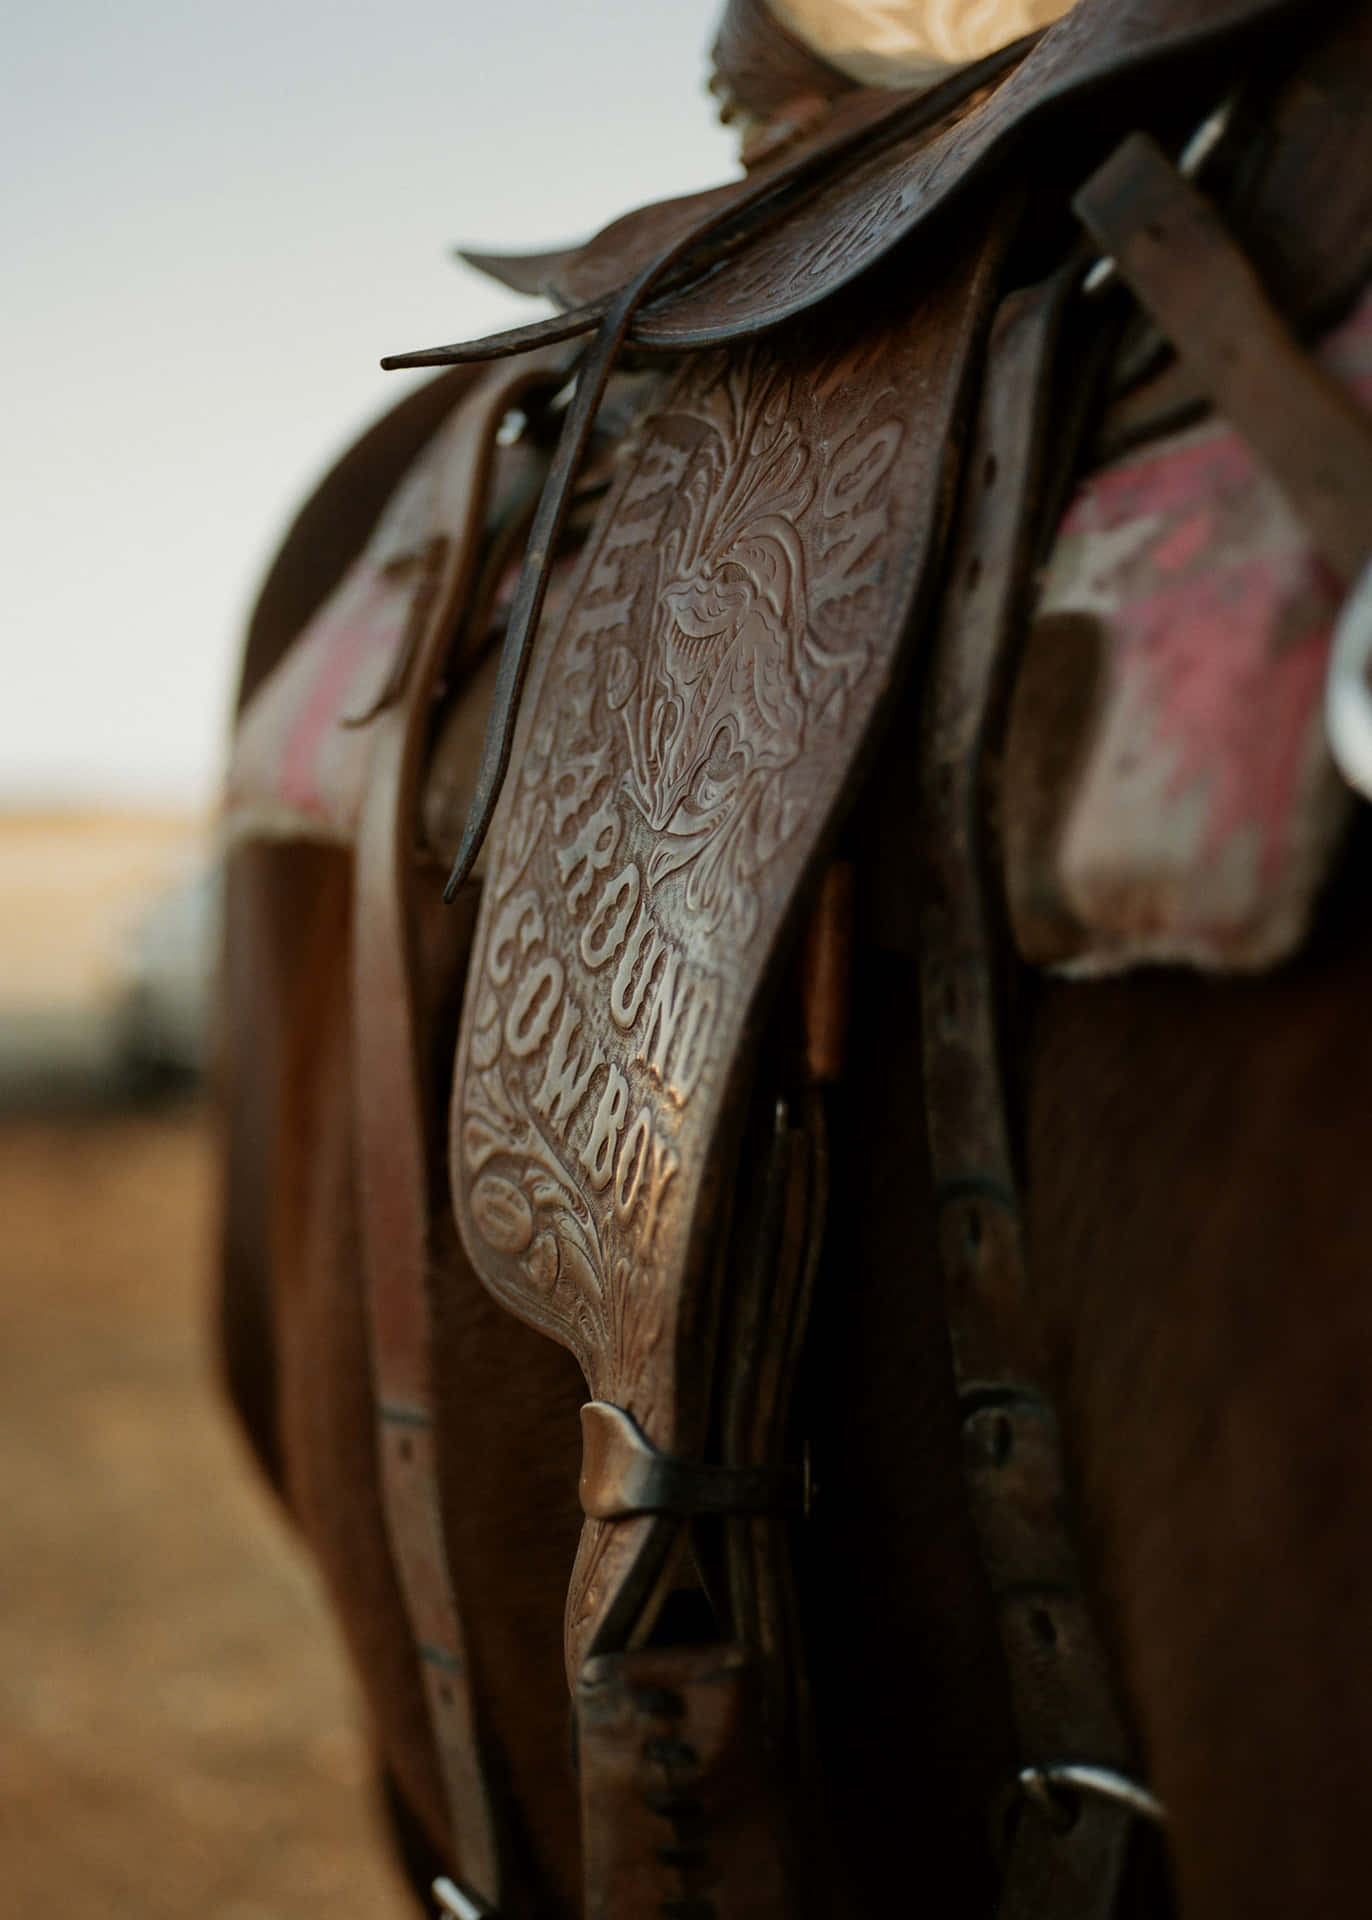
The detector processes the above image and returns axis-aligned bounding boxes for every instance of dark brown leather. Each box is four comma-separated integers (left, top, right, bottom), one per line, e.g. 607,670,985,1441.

1210,0,1372,333
391,0,1312,914
576,1646,790,1920
458,245,584,300
919,270,1139,1915
351,347,569,1902
380,50,1020,372
420,67,1016,903
386,0,1306,377
1074,131,1372,588
223,8,1372,1914
448,220,1011,1685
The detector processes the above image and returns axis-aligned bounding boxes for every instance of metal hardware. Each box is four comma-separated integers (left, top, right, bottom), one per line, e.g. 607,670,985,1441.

1328,556,1372,799
1018,1764,1168,1828
1176,94,1237,178
578,1402,799,1521
432,1877,493,1920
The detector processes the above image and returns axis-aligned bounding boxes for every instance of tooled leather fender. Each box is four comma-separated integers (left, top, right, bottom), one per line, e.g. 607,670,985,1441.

449,224,1009,1681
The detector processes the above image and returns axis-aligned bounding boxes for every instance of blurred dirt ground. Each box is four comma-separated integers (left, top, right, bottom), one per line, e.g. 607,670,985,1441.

0,1104,413,1918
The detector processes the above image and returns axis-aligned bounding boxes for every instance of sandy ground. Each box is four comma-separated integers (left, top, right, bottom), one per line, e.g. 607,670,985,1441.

0,1104,413,1919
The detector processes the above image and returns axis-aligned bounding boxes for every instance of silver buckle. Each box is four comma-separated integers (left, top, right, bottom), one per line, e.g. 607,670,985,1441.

1327,555,1372,799
432,1878,493,1920
1018,1763,1167,1827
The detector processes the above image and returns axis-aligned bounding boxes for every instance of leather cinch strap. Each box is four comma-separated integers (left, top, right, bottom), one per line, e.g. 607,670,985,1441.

351,347,566,1907
920,265,1146,1919
913,112,1372,1920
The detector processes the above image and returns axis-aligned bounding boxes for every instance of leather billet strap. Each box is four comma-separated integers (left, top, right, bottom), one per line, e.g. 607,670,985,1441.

919,269,1143,1918
576,1646,791,1920
351,345,569,1906
1074,131,1372,589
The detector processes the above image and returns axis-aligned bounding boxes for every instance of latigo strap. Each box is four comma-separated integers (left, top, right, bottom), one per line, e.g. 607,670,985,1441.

920,264,1146,1920
351,348,568,1906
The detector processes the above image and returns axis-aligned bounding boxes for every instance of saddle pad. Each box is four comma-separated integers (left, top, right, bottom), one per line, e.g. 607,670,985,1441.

450,229,1004,1678
1006,280,1372,976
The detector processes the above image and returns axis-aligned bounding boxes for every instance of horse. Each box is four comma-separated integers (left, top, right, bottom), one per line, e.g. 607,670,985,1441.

215,0,1372,1914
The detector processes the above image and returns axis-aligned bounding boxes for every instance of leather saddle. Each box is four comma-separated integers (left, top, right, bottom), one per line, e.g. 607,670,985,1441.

224,0,1372,1911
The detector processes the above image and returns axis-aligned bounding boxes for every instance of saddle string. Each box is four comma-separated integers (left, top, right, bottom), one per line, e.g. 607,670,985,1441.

379,37,1031,376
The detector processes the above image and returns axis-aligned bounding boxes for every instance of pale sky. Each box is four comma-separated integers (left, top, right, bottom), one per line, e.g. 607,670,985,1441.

4,1,733,809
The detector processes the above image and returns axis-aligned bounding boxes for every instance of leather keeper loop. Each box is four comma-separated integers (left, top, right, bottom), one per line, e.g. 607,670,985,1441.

579,1403,800,1521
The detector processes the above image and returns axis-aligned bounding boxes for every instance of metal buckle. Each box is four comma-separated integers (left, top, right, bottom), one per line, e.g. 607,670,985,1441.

1327,555,1372,799
432,1878,494,1920
1017,1763,1167,1829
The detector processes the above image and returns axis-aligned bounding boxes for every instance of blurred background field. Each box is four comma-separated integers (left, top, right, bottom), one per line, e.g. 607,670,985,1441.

0,811,413,1917
4,0,729,1904
0,812,212,1101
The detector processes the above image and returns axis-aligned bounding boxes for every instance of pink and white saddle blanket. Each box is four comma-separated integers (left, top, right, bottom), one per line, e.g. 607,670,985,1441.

224,285,1372,977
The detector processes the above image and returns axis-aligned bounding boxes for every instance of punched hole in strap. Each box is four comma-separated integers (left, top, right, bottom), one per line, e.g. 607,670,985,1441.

578,1402,800,1521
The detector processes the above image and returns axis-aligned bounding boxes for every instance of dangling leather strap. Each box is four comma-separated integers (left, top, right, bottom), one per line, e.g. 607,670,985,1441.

1073,130,1372,588
576,1646,792,1920
351,347,566,1906
919,267,1148,1920
381,58,1028,906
